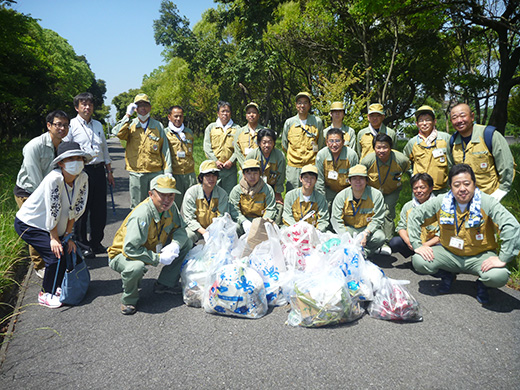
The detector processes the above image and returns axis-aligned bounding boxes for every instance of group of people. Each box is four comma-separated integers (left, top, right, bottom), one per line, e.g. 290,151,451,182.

13,90,520,315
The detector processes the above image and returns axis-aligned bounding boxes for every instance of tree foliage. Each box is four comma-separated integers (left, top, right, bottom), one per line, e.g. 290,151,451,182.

0,6,108,143
114,0,518,135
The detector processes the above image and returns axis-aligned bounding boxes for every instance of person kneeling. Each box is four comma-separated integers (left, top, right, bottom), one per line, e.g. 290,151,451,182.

408,164,520,304
331,164,386,257
229,159,277,235
108,175,191,315
389,173,439,258
283,164,329,232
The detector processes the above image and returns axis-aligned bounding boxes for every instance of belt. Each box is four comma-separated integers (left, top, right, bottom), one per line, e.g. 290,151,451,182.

88,163,105,169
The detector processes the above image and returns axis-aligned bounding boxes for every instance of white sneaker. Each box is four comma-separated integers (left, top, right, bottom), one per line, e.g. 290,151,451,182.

38,292,62,308
35,268,45,279
378,245,392,256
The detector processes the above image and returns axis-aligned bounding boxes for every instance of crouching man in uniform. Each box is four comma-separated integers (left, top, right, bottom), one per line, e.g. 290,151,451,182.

409,164,520,304
108,174,191,315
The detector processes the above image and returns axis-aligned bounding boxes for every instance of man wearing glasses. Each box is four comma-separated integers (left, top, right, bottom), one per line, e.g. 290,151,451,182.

13,110,70,278
403,105,452,194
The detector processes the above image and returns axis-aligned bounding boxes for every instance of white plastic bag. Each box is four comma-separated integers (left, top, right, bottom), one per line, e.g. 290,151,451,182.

203,264,268,319
180,244,210,307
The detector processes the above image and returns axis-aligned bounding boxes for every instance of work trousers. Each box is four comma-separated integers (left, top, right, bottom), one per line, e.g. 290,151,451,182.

173,172,197,209
217,164,237,195
75,163,107,247
128,171,163,208
412,246,510,288
109,239,192,305
285,166,302,192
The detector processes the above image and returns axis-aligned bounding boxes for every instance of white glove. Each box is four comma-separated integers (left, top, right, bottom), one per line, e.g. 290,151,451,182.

126,103,138,116
159,252,174,265
162,242,180,258
203,231,210,242
490,188,507,202
242,220,252,234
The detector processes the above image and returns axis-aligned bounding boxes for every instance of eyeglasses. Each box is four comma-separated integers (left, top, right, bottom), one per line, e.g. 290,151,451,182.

52,122,69,129
327,139,342,144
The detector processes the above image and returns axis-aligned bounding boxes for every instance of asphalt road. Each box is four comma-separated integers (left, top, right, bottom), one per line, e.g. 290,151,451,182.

1,138,519,389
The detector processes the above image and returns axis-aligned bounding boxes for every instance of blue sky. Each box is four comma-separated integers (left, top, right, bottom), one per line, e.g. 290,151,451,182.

13,0,215,120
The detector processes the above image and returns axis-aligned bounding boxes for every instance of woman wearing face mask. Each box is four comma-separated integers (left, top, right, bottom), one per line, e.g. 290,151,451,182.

15,142,91,308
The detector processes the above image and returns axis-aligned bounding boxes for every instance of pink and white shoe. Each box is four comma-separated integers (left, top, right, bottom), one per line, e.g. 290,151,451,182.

38,291,62,308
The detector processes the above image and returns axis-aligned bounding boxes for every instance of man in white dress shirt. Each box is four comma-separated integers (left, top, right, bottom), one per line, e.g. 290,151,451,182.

65,92,114,257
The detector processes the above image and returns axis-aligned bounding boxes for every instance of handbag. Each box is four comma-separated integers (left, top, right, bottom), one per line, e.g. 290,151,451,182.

52,241,91,305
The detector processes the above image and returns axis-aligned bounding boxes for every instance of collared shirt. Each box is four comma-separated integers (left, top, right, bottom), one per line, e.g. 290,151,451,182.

282,188,329,232
65,115,111,165
15,132,57,195
181,184,229,231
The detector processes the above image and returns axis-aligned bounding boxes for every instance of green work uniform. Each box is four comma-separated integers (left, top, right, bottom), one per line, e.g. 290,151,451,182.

165,126,197,208
108,197,191,305
181,184,229,243
356,124,397,161
315,145,359,205
283,188,330,232
403,131,452,193
408,191,520,288
229,181,277,228
448,124,515,195
234,124,266,168
245,147,286,225
360,150,410,242
112,116,173,208
282,114,324,191
331,186,386,257
203,121,241,194
324,124,357,151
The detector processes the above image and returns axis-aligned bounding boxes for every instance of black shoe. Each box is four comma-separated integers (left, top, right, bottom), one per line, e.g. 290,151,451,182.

121,304,136,315
476,280,490,304
82,247,96,259
433,269,456,294
91,244,106,254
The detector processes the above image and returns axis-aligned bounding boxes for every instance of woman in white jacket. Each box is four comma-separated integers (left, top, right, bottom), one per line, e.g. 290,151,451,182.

15,142,91,308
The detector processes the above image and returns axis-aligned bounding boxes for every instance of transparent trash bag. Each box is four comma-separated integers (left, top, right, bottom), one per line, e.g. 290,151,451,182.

368,278,423,322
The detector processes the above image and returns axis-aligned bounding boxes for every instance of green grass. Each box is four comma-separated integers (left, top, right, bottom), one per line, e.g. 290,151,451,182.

0,140,27,297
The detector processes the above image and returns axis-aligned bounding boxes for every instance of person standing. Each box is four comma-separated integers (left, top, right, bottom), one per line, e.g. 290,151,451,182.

360,133,410,254
245,128,286,225
165,105,197,209
323,102,356,151
112,93,173,208
403,105,452,194
357,103,397,160
13,110,70,277
282,92,324,191
234,102,266,169
448,103,515,201
64,92,114,257
203,101,241,194
315,128,359,210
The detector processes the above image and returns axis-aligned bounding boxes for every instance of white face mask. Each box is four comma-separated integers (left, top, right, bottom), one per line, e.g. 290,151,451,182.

137,113,150,122
63,160,84,175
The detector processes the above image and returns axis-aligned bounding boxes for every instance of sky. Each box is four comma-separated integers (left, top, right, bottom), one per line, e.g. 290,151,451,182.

13,0,216,121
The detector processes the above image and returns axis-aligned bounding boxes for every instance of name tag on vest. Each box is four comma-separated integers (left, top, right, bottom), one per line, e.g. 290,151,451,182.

449,236,464,250
432,149,444,158
328,171,338,180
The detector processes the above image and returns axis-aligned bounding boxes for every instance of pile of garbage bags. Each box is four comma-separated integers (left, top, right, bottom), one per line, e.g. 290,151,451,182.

180,213,423,326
